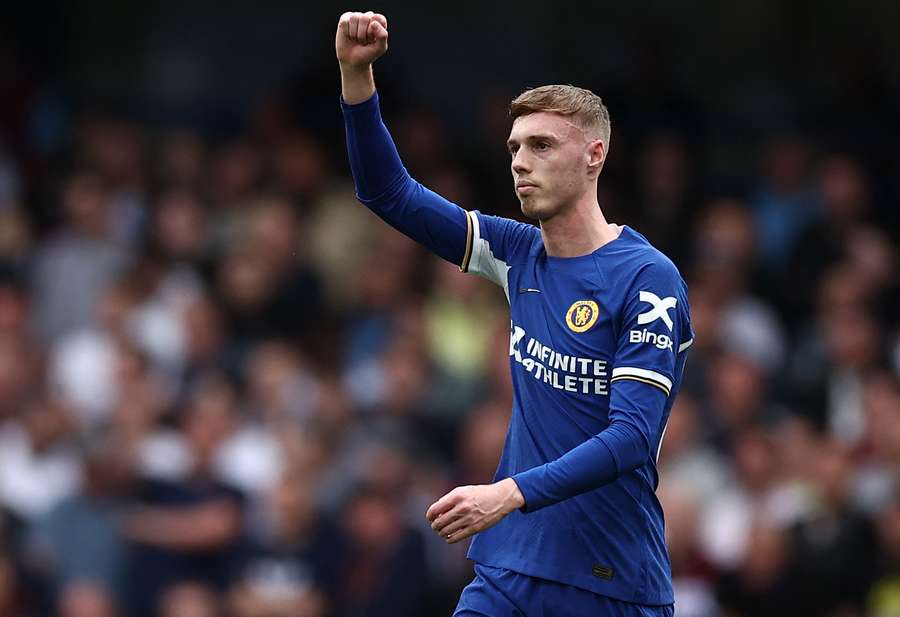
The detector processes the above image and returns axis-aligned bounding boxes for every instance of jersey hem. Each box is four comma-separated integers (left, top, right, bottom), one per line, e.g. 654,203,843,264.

467,554,674,606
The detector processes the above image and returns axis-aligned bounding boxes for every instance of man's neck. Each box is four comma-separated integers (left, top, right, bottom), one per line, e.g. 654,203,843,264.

539,195,620,257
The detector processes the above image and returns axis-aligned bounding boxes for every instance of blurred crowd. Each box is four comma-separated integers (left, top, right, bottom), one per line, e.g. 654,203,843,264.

0,35,898,617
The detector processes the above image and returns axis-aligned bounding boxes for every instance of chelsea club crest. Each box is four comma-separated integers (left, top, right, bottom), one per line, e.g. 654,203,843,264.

566,300,599,333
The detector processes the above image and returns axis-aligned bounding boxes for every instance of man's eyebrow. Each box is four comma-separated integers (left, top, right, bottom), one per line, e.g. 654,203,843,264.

506,133,560,148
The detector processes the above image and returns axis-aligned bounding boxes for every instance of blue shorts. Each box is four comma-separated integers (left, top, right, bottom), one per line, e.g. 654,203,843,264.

454,564,675,617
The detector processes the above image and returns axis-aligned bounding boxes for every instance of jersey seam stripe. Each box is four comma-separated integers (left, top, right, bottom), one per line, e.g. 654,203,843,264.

678,338,693,353
655,421,669,463
459,210,474,272
610,375,671,396
611,366,673,390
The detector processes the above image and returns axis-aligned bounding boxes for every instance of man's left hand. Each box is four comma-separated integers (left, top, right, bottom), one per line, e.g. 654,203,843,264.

426,478,525,544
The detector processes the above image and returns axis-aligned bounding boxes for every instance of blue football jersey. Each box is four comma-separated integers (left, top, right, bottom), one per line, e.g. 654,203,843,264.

461,211,692,605
341,92,693,607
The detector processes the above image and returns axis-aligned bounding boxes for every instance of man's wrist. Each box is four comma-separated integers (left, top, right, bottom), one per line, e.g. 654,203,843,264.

497,477,526,512
339,61,372,77
340,64,376,105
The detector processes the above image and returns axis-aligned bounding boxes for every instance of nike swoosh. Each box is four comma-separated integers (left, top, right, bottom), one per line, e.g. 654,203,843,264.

518,288,541,294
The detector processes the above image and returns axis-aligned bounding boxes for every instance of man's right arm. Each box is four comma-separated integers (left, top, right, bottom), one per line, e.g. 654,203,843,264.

336,11,469,268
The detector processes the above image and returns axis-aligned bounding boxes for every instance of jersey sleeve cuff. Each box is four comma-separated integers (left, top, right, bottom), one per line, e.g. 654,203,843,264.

339,90,379,111
511,468,549,513
339,91,383,136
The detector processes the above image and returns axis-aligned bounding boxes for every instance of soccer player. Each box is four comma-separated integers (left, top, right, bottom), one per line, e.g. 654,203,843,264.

337,11,692,617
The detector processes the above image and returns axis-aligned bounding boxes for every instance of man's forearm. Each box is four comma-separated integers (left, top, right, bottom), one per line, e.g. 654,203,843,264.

512,419,650,512
340,63,375,104
341,92,469,265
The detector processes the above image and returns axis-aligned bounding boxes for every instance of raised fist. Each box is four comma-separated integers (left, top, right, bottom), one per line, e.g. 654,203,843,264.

336,11,388,69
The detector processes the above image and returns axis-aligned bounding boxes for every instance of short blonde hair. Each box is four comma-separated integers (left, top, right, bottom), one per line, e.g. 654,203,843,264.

510,85,611,149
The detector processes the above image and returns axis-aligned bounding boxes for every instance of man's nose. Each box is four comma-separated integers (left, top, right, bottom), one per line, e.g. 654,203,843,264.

512,150,530,174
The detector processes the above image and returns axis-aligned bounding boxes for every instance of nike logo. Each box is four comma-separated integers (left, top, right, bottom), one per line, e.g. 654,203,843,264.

518,288,541,294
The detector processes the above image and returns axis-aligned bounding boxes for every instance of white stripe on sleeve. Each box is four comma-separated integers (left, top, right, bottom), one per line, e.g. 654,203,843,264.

611,366,673,392
466,211,511,301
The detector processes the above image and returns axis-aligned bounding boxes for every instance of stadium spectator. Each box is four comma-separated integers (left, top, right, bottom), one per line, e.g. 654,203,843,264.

121,382,245,617
714,521,806,617
30,172,131,343
23,429,131,610
334,486,428,617
0,396,82,523
227,473,336,617
788,437,878,615
749,136,820,268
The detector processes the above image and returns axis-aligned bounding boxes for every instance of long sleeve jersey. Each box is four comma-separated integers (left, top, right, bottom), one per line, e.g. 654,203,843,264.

341,92,693,605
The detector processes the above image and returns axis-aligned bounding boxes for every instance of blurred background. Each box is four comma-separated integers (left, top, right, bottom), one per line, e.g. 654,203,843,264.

0,1,899,616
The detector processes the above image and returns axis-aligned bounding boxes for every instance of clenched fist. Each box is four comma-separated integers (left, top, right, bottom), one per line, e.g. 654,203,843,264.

336,11,389,70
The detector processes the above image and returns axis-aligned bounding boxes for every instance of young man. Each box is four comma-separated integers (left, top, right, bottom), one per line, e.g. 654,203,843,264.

337,11,692,617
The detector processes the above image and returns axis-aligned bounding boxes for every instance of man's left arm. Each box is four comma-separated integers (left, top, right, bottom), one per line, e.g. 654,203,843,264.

427,262,692,542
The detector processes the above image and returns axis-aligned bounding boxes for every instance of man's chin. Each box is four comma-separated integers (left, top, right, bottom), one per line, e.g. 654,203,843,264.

520,199,551,222
519,197,538,218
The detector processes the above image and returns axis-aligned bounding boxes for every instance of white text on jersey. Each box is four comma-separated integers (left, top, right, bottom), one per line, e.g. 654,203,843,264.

629,328,674,351
509,324,609,395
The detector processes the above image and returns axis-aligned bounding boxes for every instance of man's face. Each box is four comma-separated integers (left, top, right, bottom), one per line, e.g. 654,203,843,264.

507,112,602,221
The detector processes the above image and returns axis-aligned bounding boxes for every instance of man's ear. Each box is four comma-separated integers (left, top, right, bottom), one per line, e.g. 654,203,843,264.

587,139,605,175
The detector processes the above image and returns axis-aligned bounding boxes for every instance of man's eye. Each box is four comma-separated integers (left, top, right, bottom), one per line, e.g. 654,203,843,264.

535,142,550,151
508,147,518,156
